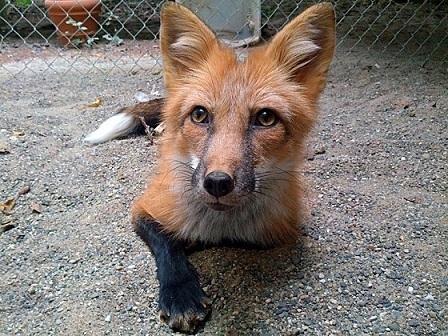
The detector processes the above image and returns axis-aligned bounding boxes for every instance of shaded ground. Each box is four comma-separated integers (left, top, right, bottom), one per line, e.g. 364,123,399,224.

0,42,447,335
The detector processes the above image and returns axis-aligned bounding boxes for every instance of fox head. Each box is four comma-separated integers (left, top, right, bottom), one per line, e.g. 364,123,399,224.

158,2,335,214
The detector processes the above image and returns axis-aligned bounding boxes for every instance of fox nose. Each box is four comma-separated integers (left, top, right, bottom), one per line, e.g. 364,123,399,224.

203,171,234,198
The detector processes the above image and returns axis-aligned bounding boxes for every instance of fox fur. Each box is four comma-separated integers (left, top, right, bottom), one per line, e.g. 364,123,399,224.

85,2,335,333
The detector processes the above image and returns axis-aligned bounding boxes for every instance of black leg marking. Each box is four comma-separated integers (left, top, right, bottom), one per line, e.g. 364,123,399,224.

134,216,211,333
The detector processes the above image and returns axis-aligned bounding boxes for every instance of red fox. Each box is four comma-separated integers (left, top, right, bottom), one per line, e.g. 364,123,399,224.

86,2,335,333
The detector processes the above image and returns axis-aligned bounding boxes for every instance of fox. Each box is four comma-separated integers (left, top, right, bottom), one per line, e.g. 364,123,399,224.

85,2,335,333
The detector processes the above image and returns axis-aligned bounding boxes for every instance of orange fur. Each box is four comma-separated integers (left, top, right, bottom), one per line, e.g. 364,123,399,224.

132,2,335,246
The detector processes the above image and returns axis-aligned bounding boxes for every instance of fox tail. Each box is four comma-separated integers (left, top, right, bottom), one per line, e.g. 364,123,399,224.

84,98,165,144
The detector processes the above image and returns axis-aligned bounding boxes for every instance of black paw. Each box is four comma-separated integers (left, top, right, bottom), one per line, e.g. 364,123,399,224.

159,279,211,333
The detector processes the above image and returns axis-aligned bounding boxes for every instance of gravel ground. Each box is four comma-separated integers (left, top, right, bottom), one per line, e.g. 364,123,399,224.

1,43,447,335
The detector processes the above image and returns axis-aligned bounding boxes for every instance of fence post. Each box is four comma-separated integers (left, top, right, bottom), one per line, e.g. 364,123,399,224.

0,0,7,29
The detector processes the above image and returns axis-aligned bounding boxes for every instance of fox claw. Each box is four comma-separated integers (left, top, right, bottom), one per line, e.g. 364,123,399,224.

158,278,211,333
159,295,211,333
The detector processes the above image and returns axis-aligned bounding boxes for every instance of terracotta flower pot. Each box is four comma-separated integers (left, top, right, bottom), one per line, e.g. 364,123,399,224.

45,0,102,47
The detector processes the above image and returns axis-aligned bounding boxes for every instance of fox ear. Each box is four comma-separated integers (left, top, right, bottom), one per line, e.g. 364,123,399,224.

160,3,218,91
266,3,335,101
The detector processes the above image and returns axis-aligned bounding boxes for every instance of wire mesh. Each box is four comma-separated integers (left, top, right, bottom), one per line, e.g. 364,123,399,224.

0,0,447,81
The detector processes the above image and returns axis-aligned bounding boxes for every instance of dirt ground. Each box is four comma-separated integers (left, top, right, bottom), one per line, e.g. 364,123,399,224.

0,40,447,335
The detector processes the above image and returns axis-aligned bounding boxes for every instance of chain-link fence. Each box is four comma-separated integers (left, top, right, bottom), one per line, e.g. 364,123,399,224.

0,0,447,81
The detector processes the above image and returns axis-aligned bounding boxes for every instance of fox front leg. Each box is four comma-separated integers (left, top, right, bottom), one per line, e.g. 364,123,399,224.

133,216,211,333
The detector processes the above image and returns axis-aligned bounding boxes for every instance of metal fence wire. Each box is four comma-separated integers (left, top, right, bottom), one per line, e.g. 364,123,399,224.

0,0,447,80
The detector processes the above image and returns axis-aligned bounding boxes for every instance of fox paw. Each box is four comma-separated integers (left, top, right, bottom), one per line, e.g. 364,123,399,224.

159,281,211,333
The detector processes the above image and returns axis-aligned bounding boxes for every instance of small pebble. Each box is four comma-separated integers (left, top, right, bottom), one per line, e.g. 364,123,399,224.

388,322,400,331
424,293,434,300
407,320,419,327
18,186,31,195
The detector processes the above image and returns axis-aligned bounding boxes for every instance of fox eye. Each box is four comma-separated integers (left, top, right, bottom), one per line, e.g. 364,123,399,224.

191,106,210,124
254,109,278,127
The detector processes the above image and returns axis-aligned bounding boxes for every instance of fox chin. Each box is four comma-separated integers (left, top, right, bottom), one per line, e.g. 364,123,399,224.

86,2,335,333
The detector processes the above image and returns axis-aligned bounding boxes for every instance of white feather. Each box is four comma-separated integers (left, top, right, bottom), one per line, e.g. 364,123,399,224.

84,113,139,144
